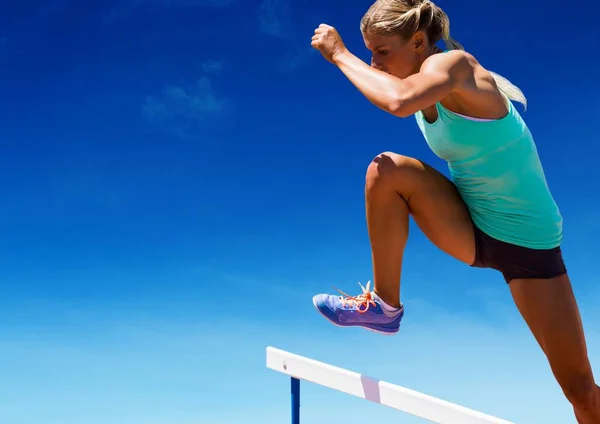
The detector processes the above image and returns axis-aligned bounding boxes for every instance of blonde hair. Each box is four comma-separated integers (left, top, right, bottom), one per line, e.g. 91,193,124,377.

360,0,527,109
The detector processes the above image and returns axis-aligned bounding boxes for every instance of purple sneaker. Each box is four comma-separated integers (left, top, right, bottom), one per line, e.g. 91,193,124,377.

312,281,403,335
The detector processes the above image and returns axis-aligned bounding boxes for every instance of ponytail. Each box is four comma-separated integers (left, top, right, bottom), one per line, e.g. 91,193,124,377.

443,33,527,109
442,34,463,51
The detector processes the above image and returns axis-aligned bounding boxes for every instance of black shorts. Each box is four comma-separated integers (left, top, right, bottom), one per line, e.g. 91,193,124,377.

471,224,567,283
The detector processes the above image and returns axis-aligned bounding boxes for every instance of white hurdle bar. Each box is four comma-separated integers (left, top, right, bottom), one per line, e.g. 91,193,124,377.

266,346,516,424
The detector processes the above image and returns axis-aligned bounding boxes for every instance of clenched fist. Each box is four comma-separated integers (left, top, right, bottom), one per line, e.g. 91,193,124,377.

311,24,348,63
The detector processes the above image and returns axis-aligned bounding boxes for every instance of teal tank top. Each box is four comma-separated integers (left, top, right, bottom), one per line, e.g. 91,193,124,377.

414,96,563,250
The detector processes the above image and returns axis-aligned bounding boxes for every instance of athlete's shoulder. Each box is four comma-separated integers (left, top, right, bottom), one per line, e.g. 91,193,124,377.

420,49,477,79
419,50,486,91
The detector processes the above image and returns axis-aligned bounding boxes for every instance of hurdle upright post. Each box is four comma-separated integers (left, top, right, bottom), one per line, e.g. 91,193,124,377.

291,376,300,424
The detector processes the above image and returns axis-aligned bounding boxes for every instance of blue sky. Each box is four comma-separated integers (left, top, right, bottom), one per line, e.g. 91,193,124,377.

1,0,599,423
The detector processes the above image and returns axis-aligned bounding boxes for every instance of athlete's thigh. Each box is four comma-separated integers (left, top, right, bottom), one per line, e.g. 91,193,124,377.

509,275,595,393
372,152,476,264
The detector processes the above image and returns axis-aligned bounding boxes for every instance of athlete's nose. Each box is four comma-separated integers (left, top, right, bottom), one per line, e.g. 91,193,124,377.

371,58,384,72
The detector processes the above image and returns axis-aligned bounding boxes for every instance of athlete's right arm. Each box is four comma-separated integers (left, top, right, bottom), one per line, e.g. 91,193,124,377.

331,48,471,118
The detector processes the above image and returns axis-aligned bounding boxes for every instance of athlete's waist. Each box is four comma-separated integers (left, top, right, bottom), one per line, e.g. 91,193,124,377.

457,184,563,250
470,209,563,250
453,178,561,218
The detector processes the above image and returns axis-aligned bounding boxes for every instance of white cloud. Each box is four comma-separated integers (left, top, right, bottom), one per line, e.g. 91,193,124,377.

256,0,317,71
257,0,293,39
278,47,319,71
142,76,227,138
201,59,223,74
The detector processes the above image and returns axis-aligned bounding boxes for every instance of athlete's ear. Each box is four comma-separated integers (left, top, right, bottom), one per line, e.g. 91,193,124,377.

412,31,426,53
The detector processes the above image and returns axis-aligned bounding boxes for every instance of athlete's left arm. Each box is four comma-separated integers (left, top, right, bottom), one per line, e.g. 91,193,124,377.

333,50,468,118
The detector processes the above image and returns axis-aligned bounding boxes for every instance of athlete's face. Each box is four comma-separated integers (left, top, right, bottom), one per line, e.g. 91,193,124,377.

362,31,429,79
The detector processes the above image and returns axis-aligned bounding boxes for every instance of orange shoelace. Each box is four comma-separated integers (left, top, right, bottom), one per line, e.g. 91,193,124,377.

332,281,377,313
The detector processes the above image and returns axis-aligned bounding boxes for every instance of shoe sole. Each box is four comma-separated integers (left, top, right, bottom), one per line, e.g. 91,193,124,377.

312,296,398,336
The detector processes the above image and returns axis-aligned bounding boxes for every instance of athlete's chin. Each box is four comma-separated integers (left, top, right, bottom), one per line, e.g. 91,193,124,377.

390,70,416,79
386,70,404,79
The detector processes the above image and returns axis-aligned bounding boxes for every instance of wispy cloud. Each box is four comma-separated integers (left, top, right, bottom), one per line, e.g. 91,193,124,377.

278,47,319,72
201,59,223,74
257,0,293,40
142,75,227,139
257,0,315,71
0,299,277,424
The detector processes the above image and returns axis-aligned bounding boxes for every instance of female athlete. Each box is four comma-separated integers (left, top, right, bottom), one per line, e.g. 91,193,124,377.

310,0,599,422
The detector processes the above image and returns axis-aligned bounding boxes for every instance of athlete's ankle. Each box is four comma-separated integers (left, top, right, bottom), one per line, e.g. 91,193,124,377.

373,288,402,310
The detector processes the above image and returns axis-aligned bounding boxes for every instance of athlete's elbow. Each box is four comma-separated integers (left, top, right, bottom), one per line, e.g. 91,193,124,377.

387,98,413,118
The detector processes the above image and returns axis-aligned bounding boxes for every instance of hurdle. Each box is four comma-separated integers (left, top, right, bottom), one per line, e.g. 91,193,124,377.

266,346,516,424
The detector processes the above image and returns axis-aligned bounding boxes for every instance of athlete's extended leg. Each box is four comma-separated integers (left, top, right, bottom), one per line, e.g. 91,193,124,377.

510,275,600,423
313,152,475,333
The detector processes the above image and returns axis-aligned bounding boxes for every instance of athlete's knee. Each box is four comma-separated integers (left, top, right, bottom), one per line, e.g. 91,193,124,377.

365,152,414,190
559,371,598,410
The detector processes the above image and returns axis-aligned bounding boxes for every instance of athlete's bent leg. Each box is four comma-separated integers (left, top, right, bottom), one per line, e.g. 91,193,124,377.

313,152,475,334
365,152,475,307
510,274,600,423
